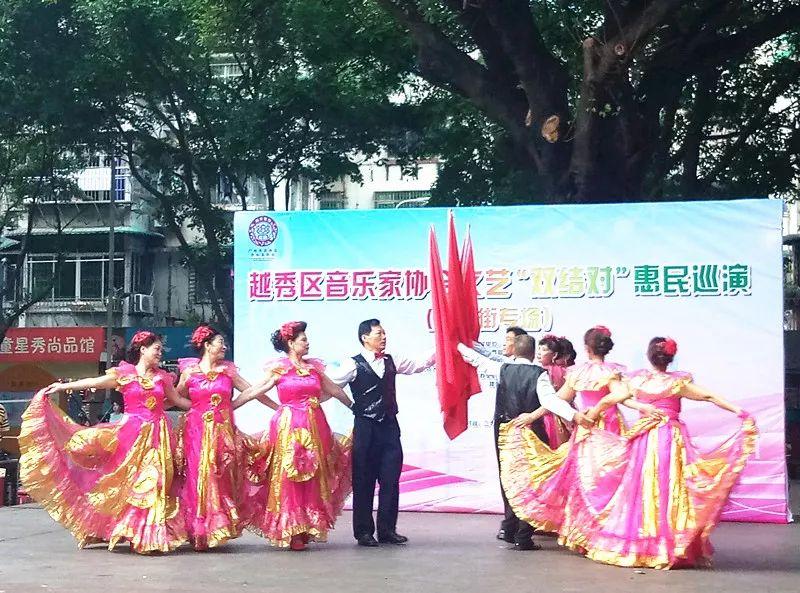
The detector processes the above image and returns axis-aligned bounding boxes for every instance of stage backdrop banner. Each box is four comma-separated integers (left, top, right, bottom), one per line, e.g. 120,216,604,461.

233,199,789,523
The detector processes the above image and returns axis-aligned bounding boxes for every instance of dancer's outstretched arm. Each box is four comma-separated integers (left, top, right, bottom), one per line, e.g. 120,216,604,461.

176,372,189,398
679,383,743,415
620,397,663,418
457,343,502,376
233,375,278,410
509,406,548,427
320,373,354,410
231,373,278,410
47,374,118,393
164,380,192,410
585,380,631,423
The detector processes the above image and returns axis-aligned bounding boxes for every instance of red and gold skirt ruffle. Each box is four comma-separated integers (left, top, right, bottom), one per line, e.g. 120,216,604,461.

19,389,187,553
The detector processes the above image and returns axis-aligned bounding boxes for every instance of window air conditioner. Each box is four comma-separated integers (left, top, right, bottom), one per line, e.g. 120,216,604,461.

132,294,155,314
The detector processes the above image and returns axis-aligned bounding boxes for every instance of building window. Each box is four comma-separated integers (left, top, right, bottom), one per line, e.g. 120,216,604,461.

211,62,242,81
87,155,115,168
318,191,345,210
79,190,111,201
0,261,19,304
26,254,124,302
132,253,154,294
114,160,128,202
373,190,430,209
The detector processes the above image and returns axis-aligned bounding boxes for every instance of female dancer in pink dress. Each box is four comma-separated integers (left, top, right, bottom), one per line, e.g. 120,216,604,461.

497,327,660,538
537,335,570,448
237,321,354,551
511,326,632,433
569,337,758,569
19,331,190,553
174,324,278,550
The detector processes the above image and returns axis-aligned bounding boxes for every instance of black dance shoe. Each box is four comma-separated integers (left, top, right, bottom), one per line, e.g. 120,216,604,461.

378,532,409,544
356,534,380,547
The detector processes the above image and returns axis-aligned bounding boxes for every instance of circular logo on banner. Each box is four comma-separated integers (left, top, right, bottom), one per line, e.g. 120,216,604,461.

248,216,278,247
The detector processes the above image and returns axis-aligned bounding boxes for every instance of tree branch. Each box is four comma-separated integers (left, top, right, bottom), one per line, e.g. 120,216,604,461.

704,60,800,184
481,1,570,144
680,71,719,195
643,5,800,88
442,0,518,89
375,0,537,166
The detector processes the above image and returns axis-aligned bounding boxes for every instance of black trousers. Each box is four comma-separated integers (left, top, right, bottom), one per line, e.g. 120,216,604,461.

494,417,534,544
352,415,403,539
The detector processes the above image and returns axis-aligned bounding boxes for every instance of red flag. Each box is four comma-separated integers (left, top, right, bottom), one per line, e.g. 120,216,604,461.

444,211,469,437
430,215,483,440
446,211,467,380
429,226,458,431
460,226,482,397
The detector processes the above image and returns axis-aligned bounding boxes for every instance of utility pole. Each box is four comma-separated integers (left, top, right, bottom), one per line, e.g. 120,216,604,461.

104,158,117,404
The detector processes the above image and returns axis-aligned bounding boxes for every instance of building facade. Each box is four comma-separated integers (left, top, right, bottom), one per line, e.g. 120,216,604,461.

1,153,439,333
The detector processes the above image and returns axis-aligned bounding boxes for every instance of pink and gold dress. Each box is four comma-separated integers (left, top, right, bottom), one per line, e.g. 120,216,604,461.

175,358,242,550
554,370,757,569
239,358,352,547
18,362,187,553
541,363,571,448
498,361,626,535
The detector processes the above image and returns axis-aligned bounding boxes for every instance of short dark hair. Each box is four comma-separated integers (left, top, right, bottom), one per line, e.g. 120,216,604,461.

506,326,527,337
538,334,562,355
557,337,577,366
514,335,537,360
358,318,381,345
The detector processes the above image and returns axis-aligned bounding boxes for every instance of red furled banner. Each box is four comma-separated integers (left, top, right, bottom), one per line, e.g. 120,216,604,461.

0,327,105,362
430,213,482,439
429,227,457,432
460,228,482,396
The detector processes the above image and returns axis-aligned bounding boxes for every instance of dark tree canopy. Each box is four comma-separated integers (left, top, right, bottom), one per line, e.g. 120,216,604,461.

340,0,800,204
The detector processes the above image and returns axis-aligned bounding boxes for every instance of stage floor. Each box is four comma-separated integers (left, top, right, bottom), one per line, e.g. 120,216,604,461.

1,504,797,593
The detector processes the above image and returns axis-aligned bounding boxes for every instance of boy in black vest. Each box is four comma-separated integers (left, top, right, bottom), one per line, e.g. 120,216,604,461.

329,319,434,547
459,334,592,550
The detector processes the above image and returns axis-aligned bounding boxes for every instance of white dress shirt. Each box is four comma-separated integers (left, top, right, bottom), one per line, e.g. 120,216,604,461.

327,348,435,386
470,342,513,363
457,343,576,422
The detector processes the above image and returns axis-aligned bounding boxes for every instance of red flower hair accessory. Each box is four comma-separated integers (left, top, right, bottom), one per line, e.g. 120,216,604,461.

660,338,678,356
191,325,216,348
593,325,612,337
280,321,303,341
131,330,156,347
541,334,558,341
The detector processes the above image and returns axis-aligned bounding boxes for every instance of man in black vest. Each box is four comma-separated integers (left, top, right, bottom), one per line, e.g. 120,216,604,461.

329,319,434,547
459,334,592,550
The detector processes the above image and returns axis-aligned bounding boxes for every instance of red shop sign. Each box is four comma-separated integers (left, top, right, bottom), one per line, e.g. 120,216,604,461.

0,327,105,362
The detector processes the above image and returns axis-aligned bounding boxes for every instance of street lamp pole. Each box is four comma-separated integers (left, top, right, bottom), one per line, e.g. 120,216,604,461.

104,158,117,404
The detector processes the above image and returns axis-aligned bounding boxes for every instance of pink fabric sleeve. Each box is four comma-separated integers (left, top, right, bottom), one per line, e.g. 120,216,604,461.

106,361,136,379
263,357,289,375
219,360,240,377
305,358,326,374
157,369,177,386
178,357,200,373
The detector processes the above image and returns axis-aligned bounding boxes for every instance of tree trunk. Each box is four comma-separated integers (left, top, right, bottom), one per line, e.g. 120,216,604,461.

265,182,275,211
